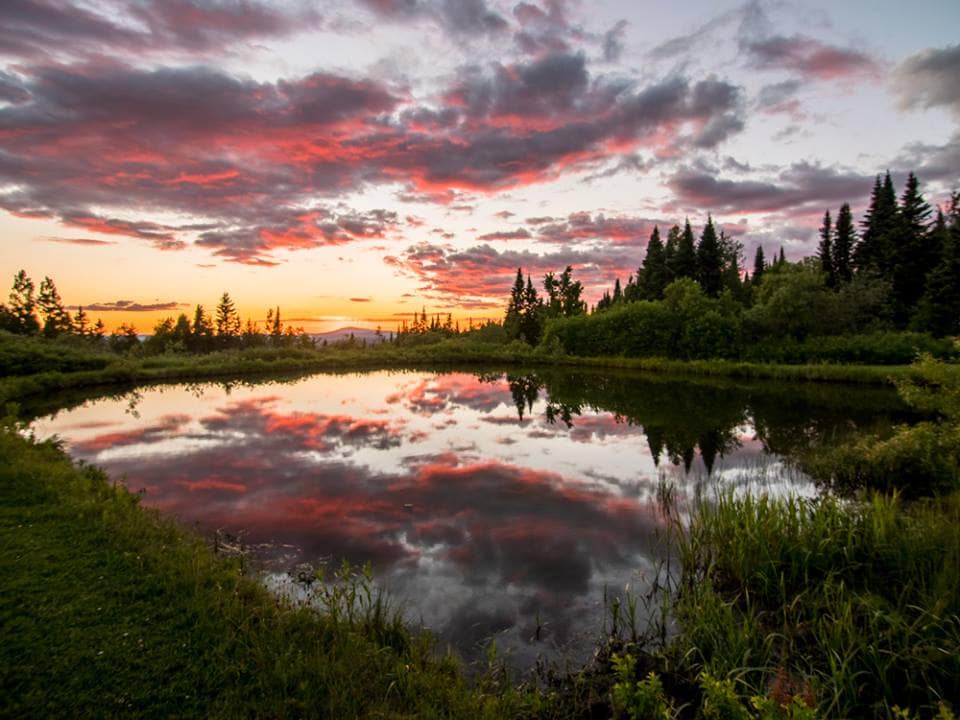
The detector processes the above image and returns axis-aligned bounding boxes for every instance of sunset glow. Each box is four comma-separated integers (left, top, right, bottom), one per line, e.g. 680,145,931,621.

2,0,958,332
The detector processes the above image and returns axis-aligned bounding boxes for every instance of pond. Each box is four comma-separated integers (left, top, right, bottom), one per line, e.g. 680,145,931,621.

30,368,913,670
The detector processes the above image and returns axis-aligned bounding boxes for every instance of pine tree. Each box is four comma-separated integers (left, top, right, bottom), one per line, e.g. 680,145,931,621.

752,246,766,287
639,226,668,300
190,304,213,352
504,268,525,339
37,276,73,337
172,313,192,347
673,219,697,280
913,204,960,337
215,292,241,344
7,269,40,335
663,224,681,284
855,172,898,276
719,230,744,299
520,275,542,345
612,277,623,304
892,172,934,322
558,266,585,316
817,210,835,286
696,215,724,296
833,203,855,283
73,306,89,337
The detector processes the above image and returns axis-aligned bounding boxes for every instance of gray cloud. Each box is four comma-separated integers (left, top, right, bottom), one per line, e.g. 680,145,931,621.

895,44,960,118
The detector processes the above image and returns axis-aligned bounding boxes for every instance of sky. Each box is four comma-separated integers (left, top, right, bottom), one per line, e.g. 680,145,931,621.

1,0,958,333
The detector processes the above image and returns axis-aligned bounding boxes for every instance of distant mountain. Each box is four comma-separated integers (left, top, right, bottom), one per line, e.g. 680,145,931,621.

311,326,386,344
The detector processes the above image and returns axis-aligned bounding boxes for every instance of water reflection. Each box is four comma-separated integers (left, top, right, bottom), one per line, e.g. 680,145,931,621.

32,369,911,668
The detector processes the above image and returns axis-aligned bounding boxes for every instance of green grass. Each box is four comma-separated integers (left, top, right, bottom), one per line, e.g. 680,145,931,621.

1,333,943,413
670,492,960,718
0,421,553,719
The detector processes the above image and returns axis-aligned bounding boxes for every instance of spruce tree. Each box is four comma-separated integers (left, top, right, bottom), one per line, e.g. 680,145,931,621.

696,215,724,297
73,306,89,337
8,269,40,335
556,266,585,316
663,224,681,283
752,246,766,287
612,277,623,304
504,268,525,339
855,172,898,276
833,203,855,283
673,220,697,280
215,292,241,343
913,205,960,336
719,231,744,299
818,210,835,286
640,226,667,300
190,304,213,352
892,172,934,322
37,276,72,337
520,275,542,345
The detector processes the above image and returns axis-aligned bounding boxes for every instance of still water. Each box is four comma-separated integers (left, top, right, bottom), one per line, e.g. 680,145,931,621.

31,368,909,668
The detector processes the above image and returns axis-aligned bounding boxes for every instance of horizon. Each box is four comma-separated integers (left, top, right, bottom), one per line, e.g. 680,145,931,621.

2,0,958,333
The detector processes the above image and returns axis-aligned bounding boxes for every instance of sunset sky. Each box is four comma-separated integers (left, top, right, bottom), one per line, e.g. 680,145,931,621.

1,0,958,333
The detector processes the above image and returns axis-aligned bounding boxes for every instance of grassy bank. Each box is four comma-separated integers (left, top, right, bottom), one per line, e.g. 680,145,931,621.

1,335,943,413
669,492,960,718
0,420,547,719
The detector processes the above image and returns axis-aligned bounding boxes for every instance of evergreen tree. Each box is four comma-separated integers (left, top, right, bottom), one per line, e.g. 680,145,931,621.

913,202,960,337
268,307,283,342
663,224,681,283
520,275,543,345
752,246,766,287
612,277,623,304
892,172,934,322
504,268,525,339
73,306,89,337
109,323,140,354
833,203,855,283
855,172,898,276
778,247,786,266
557,266,585,316
543,271,562,317
696,215,723,297
215,292,241,343
595,290,612,312
673,219,697,279
172,313,192,347
7,269,40,335
818,210,836,287
639,226,668,300
37,276,73,337
719,230,744,299
190,304,213,352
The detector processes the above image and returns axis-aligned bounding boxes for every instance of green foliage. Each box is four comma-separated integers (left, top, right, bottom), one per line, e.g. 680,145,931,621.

674,491,960,717
611,655,675,720
0,331,114,376
543,279,742,360
808,353,960,495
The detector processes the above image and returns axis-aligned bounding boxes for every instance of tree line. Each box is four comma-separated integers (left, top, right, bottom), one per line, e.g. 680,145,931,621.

504,172,960,355
0,277,313,354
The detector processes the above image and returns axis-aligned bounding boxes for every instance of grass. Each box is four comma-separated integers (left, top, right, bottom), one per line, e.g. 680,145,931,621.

0,419,552,719
1,332,945,413
669,492,960,718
